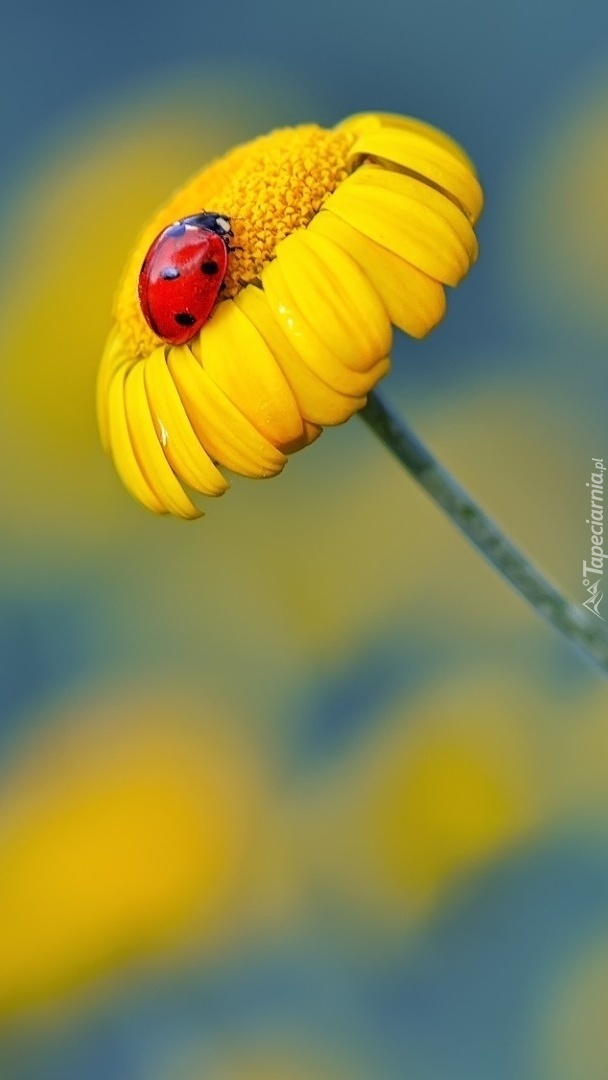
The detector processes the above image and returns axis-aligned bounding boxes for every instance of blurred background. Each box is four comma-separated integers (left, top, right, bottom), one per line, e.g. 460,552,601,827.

1,0,608,1077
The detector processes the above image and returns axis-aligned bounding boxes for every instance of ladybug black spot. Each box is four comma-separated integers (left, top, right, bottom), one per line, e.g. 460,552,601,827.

161,266,180,280
174,312,196,327
201,260,219,275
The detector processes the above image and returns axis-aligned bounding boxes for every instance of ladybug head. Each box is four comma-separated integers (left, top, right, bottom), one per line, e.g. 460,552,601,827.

181,212,233,239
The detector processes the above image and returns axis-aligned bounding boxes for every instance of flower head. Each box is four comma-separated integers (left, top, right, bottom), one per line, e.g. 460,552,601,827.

98,112,483,518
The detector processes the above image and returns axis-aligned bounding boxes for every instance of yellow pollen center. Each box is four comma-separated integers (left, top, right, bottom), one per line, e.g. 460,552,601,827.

114,124,357,358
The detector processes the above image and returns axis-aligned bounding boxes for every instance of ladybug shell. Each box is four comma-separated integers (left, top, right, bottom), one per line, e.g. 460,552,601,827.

138,220,229,346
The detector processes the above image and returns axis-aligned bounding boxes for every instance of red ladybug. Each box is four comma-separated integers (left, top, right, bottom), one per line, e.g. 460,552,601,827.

138,212,233,345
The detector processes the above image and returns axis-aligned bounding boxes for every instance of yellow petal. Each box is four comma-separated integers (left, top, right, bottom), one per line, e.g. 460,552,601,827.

107,365,167,515
262,258,390,396
302,420,322,445
347,128,483,223
325,166,477,285
236,285,368,426
274,230,392,373
124,364,202,519
143,345,228,497
97,329,136,452
167,344,287,479
337,112,477,171
197,300,305,450
309,210,447,339
347,165,478,264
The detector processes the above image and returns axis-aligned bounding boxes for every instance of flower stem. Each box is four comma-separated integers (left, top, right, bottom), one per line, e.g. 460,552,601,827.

359,389,608,676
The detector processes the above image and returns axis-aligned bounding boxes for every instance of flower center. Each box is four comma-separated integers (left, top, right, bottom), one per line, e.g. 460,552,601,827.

115,124,357,359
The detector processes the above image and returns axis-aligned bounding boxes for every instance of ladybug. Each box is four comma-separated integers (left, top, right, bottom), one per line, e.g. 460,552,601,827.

138,212,233,345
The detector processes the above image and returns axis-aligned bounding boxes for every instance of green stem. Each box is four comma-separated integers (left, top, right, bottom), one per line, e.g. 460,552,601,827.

359,389,608,676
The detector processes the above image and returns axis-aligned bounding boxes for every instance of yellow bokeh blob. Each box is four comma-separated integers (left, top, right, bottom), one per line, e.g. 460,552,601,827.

368,732,529,908
0,691,263,1017
308,673,547,918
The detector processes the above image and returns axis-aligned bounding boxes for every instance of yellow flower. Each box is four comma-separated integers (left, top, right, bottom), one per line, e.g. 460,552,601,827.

98,112,483,518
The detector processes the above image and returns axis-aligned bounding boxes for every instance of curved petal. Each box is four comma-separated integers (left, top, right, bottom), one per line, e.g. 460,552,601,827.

309,210,447,339
274,230,392,372
347,166,478,262
197,300,305,449
97,328,137,452
236,285,368,426
143,345,229,497
107,364,167,515
325,167,477,285
337,112,477,171
262,258,390,396
347,128,483,223
124,363,202,519
167,345,287,479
